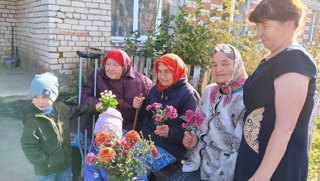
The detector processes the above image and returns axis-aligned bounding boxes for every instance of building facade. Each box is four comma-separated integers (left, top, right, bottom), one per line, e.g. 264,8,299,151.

0,0,319,91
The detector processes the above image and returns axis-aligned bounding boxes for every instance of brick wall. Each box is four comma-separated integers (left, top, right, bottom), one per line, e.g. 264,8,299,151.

0,0,17,61
11,0,113,92
1,0,318,92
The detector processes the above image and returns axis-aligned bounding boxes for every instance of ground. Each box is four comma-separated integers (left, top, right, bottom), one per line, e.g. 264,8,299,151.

0,64,34,180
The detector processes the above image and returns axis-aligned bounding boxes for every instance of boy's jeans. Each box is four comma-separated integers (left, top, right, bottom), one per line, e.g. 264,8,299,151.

36,167,72,181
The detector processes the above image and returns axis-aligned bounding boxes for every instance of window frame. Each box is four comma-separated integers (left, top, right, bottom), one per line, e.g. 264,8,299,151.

308,11,318,43
111,0,163,43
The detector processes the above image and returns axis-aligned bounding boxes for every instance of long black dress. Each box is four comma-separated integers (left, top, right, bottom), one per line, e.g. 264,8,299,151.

234,45,317,181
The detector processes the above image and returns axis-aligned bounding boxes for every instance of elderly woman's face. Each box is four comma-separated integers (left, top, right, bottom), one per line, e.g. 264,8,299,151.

105,58,123,80
157,63,174,87
210,52,234,84
256,19,293,52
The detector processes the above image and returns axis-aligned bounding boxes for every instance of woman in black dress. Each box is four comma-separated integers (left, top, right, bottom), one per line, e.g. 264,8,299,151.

234,0,318,181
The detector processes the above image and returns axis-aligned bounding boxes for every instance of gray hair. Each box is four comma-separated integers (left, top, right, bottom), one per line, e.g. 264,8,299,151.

212,44,235,61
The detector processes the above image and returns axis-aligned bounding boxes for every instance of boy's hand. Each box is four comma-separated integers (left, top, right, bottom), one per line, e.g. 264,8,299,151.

133,95,145,109
95,102,102,110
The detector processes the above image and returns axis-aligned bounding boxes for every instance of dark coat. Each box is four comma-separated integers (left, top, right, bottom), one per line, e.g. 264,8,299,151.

141,78,200,160
20,102,95,175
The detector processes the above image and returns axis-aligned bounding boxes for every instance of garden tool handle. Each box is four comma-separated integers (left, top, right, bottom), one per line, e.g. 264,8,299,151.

132,93,143,130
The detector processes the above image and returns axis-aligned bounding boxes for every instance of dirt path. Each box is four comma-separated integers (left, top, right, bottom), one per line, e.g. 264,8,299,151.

0,97,34,181
0,64,34,180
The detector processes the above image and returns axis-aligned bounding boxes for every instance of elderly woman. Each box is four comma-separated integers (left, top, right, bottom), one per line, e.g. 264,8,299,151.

168,44,247,181
140,53,200,161
81,49,153,131
234,0,318,181
72,49,153,180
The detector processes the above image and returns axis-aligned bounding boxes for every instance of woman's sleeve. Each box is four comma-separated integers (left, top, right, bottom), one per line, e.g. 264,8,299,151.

81,71,100,105
142,75,154,95
272,51,317,80
195,85,211,137
60,102,96,119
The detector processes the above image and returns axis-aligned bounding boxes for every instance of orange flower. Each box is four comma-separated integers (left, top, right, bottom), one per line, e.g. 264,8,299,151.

95,132,112,147
98,147,116,163
150,144,159,158
125,130,140,148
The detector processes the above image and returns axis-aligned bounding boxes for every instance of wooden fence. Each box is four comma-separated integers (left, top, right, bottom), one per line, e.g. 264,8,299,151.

130,55,212,95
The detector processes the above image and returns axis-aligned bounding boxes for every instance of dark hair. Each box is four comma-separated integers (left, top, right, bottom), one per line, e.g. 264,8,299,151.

249,0,305,28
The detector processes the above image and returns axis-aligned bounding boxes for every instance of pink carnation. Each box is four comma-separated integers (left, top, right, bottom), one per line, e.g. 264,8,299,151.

194,112,205,126
166,105,178,119
182,123,188,129
123,150,129,156
182,109,205,132
146,105,152,111
185,110,195,123
154,114,163,122
152,103,162,109
85,152,96,166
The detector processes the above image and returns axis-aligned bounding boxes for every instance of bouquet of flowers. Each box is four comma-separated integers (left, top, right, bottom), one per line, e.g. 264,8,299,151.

97,90,119,113
181,110,205,132
85,130,159,181
146,102,178,126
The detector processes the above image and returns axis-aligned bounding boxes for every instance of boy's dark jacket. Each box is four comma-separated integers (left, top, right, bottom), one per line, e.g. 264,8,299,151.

20,101,95,176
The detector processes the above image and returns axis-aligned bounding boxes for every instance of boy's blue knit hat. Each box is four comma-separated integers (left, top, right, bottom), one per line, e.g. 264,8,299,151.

30,72,59,102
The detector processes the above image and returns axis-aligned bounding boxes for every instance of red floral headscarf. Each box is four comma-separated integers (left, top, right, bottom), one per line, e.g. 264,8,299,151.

154,53,187,91
103,49,132,72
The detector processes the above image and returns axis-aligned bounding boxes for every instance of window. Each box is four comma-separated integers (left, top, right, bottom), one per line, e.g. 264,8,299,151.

111,0,168,42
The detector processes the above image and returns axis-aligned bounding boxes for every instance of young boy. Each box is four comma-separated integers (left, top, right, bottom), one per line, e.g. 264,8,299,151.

20,72,99,181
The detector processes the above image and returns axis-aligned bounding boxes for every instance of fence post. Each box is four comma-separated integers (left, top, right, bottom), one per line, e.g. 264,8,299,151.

201,68,210,95
192,65,201,89
145,58,152,78
139,57,145,74
133,56,139,72
186,64,191,79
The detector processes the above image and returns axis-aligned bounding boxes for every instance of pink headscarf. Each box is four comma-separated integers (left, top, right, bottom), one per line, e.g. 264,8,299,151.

210,44,247,107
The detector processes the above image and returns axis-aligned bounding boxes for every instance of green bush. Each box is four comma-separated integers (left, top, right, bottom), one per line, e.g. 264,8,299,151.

125,0,266,73
308,117,320,181
306,28,320,92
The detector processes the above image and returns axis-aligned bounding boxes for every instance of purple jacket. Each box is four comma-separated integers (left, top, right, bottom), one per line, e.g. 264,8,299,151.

81,67,153,133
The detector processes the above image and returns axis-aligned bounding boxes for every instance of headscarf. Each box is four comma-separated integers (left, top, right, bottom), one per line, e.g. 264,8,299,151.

154,53,187,91
210,44,248,107
103,49,132,73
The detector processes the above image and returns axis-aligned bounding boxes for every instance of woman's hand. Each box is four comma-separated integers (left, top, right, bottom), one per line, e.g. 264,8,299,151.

154,125,169,138
133,95,145,109
95,102,102,110
183,131,198,149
